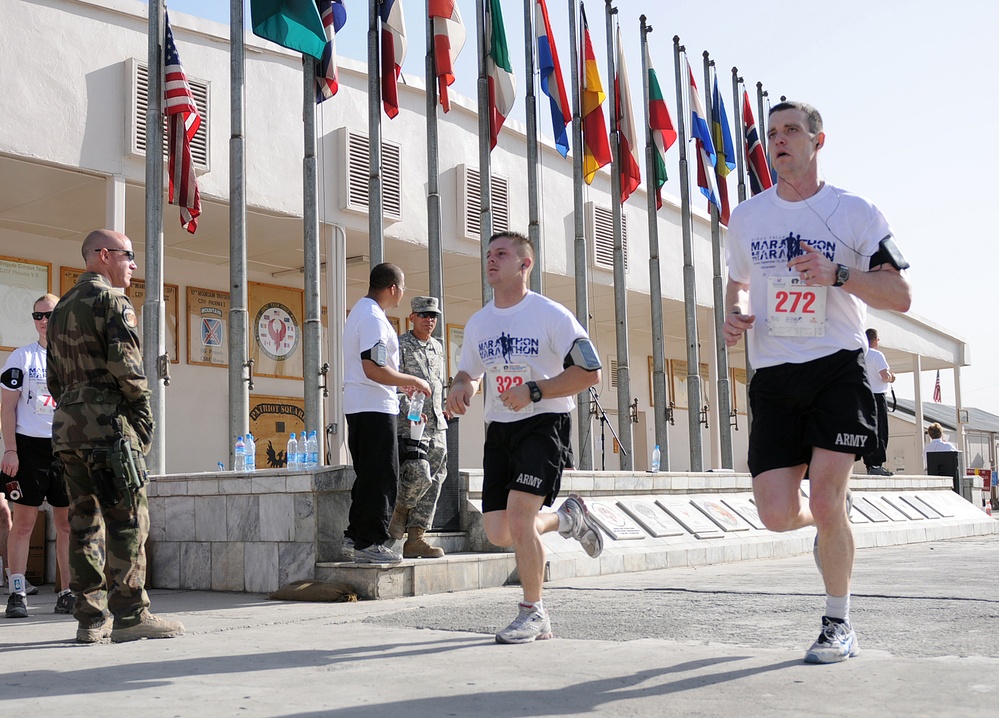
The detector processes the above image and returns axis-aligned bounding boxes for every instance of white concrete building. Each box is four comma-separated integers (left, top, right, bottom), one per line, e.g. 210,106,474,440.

0,0,968,477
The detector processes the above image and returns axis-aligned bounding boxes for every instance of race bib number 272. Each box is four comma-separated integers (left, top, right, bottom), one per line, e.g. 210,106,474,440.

766,276,827,337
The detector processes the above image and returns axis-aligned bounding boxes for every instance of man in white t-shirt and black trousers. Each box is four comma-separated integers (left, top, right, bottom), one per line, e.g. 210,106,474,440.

342,263,431,564
446,231,604,644
724,101,912,663
862,328,895,476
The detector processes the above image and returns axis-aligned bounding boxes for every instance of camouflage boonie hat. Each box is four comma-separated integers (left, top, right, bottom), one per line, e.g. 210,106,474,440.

410,296,441,315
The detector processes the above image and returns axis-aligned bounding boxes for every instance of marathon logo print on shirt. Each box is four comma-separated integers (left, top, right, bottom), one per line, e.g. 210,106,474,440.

751,233,837,268
477,332,540,363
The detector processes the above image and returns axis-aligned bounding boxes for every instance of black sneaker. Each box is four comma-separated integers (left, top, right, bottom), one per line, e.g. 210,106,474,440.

54,591,77,615
5,593,28,618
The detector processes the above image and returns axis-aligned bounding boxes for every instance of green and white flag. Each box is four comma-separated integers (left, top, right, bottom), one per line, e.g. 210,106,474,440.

250,0,327,60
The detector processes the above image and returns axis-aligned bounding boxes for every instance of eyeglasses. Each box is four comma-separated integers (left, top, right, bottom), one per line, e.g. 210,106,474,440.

415,312,438,319
395,284,406,292
95,248,135,261
31,311,52,321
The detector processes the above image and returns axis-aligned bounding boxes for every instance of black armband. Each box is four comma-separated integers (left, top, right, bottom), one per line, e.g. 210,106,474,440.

563,338,602,371
1,367,23,389
360,341,388,367
869,235,910,271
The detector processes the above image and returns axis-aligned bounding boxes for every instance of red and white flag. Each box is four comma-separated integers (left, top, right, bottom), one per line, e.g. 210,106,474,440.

164,13,201,234
429,0,465,113
380,0,407,119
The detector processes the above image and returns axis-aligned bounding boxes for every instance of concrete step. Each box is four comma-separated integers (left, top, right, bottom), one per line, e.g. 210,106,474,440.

316,551,517,600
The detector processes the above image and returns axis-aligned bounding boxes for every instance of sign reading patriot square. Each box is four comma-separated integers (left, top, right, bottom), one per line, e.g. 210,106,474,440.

187,286,230,367
249,282,303,380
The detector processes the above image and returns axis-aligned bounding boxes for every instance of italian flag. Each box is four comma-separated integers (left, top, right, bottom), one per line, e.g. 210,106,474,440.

486,0,516,150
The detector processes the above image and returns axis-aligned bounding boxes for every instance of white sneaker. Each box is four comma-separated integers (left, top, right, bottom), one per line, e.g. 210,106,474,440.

557,494,604,558
495,603,553,644
804,616,860,664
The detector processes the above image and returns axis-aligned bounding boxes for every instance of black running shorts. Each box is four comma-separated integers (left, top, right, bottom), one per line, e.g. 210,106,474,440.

748,349,877,477
2,433,67,507
481,413,572,513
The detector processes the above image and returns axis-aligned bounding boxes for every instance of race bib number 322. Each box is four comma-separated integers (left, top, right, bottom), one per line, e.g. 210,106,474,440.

766,276,827,337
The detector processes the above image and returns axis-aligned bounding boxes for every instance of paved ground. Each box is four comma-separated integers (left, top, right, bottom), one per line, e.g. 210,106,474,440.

2,535,997,716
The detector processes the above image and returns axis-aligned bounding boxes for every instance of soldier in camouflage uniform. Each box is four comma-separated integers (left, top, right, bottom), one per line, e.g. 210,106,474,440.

47,229,184,644
389,297,448,558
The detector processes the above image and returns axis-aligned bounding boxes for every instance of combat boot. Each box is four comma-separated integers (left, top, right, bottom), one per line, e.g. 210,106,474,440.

110,610,185,643
403,528,444,559
388,505,410,540
76,616,113,644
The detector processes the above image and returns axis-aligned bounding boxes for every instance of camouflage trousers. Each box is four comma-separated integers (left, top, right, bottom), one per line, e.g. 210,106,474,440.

58,449,150,627
396,428,447,530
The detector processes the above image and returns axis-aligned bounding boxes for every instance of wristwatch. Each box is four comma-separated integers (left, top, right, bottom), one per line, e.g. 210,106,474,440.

526,381,543,403
833,264,850,287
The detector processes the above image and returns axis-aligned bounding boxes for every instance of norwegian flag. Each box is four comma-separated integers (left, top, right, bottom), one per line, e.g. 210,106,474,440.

164,13,201,234
316,0,347,103
742,89,773,195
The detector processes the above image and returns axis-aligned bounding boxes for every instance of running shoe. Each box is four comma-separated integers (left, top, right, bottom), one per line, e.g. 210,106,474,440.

557,494,604,558
5,592,28,619
813,489,853,576
353,543,403,564
54,591,77,615
341,536,355,560
804,616,860,664
495,603,553,644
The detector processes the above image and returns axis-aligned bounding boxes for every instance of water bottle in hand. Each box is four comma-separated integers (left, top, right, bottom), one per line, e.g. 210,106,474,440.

407,392,425,422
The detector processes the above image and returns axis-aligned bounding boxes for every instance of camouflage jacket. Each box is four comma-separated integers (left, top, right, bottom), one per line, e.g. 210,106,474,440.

47,272,153,454
397,331,447,433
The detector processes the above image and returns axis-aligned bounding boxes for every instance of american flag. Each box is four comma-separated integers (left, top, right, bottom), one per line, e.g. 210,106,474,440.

933,370,942,403
316,0,347,103
165,13,201,234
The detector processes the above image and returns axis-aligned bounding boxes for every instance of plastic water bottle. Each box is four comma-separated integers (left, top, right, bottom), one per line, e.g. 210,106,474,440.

407,392,425,422
233,436,246,473
307,430,319,468
651,444,661,473
286,433,299,471
297,434,308,469
245,433,256,472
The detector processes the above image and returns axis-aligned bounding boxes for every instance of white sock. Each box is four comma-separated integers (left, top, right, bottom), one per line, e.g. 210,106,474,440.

58,588,72,597
825,593,850,622
556,509,571,533
9,572,26,596
521,599,544,614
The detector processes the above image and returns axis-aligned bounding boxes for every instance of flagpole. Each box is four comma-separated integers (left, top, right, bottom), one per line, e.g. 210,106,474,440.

703,54,733,470
604,0,633,470
476,0,494,306
303,50,323,449
523,0,542,294
672,38,703,471
568,0,592,470
425,2,445,339
227,0,250,465
368,1,384,266
640,16,669,469
732,69,746,204
144,0,167,473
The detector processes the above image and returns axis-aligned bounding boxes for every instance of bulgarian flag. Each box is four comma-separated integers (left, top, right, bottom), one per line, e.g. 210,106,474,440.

580,2,610,184
485,0,516,150
615,26,641,203
645,43,676,209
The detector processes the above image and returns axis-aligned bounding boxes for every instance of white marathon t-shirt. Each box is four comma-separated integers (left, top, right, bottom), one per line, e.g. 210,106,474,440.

726,184,894,369
459,292,589,424
0,341,54,437
865,347,890,394
343,297,400,415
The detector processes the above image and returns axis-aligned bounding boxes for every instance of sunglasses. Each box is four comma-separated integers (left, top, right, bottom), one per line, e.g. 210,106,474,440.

95,248,136,261
415,312,439,319
31,311,52,321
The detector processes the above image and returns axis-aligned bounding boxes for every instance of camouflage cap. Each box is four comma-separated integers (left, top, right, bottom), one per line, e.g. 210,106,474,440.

410,296,441,315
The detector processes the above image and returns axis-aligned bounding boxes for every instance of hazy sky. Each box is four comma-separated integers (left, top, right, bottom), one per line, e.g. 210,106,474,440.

153,0,997,416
